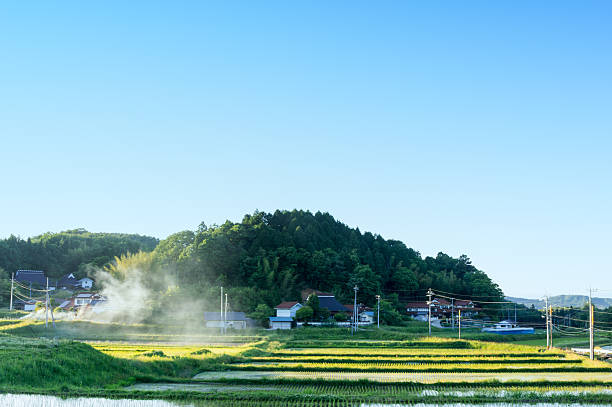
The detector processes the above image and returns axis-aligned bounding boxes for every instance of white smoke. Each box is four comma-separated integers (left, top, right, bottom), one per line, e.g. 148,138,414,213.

88,267,153,324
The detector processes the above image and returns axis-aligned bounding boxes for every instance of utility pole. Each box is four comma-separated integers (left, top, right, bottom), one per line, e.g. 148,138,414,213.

45,277,49,329
427,288,433,337
353,285,359,333
451,298,455,330
589,288,594,360
376,295,380,328
220,286,224,334
224,293,228,334
549,304,553,348
514,303,517,323
545,296,549,350
9,273,14,311
458,309,461,339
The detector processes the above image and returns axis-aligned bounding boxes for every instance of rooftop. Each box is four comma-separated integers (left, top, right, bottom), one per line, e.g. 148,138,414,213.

269,316,293,322
15,270,48,286
275,301,301,309
319,296,349,312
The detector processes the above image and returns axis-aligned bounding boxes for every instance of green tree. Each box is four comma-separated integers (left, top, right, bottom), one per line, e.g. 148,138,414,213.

249,304,274,327
334,312,348,322
295,305,314,321
306,294,321,316
0,267,11,307
379,299,404,326
349,265,381,307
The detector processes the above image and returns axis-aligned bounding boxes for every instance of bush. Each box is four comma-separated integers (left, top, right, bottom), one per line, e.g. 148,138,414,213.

295,305,314,322
334,312,348,322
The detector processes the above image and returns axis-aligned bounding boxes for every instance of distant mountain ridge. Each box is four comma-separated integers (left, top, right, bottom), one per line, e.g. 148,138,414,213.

506,295,612,309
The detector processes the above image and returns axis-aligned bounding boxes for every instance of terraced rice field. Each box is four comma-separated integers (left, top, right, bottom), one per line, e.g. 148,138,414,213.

124,337,612,404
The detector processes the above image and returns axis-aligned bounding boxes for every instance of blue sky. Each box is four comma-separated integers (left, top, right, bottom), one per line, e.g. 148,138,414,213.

1,1,610,298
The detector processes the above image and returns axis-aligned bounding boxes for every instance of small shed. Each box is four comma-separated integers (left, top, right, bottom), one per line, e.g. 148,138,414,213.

269,316,293,330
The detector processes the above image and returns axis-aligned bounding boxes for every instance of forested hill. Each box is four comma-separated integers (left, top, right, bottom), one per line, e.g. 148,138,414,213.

0,210,505,314
0,229,158,279
160,210,504,310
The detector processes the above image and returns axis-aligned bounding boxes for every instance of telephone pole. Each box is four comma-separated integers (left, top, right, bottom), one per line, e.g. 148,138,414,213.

9,273,14,311
220,287,224,334
458,309,462,339
376,295,380,328
224,293,228,334
353,285,359,334
549,304,553,348
589,288,594,360
45,277,49,329
451,298,455,330
427,288,433,337
545,297,549,350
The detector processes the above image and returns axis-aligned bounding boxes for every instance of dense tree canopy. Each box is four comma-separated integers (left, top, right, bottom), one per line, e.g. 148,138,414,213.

155,210,505,313
0,229,158,279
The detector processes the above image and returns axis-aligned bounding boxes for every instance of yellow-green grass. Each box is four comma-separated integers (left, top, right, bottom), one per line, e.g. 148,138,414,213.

90,342,253,360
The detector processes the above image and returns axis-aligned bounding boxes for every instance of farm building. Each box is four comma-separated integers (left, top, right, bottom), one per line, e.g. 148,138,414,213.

274,301,302,318
12,299,37,311
204,312,252,329
269,316,293,330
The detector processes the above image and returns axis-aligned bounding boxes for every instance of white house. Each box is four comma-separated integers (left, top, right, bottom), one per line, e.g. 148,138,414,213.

269,316,293,330
74,293,102,306
359,310,375,324
274,301,303,318
77,278,94,289
57,274,94,290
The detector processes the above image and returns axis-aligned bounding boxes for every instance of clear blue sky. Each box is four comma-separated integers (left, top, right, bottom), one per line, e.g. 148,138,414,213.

1,1,610,298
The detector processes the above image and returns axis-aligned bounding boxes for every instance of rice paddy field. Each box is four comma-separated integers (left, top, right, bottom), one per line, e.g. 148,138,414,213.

84,334,612,405
1,317,612,405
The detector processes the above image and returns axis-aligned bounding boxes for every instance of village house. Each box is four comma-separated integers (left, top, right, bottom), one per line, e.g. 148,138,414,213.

57,273,94,290
58,293,105,310
301,289,349,316
343,303,374,325
14,270,55,290
406,298,480,321
269,301,303,330
269,316,293,330
405,301,430,320
274,301,303,318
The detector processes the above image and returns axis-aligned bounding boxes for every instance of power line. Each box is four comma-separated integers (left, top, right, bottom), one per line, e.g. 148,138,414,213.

11,280,50,292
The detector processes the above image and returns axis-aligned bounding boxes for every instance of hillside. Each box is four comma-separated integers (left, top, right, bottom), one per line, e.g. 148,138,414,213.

153,210,505,313
0,229,158,279
506,295,612,309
